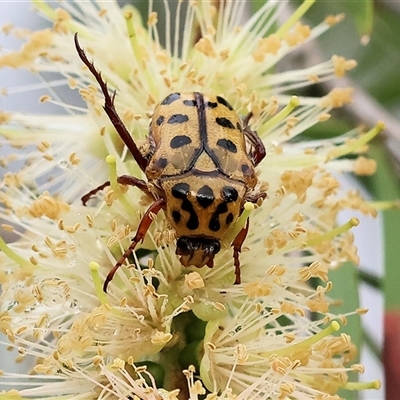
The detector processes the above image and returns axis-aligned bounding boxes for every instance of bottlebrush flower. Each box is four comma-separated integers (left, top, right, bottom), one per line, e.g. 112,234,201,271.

0,0,382,399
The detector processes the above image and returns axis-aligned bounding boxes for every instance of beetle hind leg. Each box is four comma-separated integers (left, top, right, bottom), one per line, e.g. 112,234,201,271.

103,198,165,292
231,218,250,284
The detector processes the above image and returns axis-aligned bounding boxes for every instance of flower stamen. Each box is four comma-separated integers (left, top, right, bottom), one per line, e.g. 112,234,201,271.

262,95,300,135
327,121,385,161
268,321,340,359
0,0,382,397
305,217,359,248
225,202,254,244
106,154,134,213
345,380,381,391
369,200,400,211
276,0,316,38
0,236,35,270
89,261,108,305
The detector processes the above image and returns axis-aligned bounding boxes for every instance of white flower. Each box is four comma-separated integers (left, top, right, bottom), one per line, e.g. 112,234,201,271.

0,0,382,399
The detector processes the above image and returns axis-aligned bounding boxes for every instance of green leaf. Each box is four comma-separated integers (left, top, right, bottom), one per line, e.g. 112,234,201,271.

354,7,400,108
363,141,400,310
249,0,268,13
342,0,374,39
329,261,361,400
329,262,362,348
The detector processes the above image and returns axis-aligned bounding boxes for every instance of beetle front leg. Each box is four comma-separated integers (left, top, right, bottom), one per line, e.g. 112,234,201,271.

81,175,151,205
231,218,250,284
103,197,165,292
74,33,149,172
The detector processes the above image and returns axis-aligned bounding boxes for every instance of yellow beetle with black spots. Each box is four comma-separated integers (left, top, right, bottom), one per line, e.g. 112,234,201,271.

75,34,266,292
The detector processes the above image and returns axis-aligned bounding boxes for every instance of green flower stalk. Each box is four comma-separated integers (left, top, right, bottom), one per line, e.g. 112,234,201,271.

0,0,382,398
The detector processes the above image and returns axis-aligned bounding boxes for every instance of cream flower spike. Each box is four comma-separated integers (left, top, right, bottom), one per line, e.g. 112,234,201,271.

0,0,381,399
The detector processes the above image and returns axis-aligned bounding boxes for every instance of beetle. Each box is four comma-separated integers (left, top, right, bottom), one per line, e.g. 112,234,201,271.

74,34,266,292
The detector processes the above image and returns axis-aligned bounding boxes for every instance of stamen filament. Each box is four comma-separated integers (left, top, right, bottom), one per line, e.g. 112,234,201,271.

225,202,255,244
0,128,16,141
32,0,56,20
0,236,34,270
305,217,359,247
0,396,30,400
345,380,381,391
265,321,340,358
263,96,299,134
106,154,134,213
369,200,400,211
124,7,157,95
89,261,108,305
276,0,316,38
327,121,385,161
124,6,142,60
32,0,82,35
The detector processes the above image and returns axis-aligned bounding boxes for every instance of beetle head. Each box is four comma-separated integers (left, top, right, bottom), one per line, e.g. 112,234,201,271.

176,236,221,268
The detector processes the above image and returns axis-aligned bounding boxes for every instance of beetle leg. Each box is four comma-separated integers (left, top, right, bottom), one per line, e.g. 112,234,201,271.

103,198,165,292
81,175,151,205
116,175,152,196
231,218,250,284
74,33,149,172
243,112,266,166
245,191,267,205
81,181,111,206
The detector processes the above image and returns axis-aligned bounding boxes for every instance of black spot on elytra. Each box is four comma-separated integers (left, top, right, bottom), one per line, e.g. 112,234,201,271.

196,185,214,208
216,117,235,129
226,212,234,225
207,101,218,108
172,210,181,223
183,99,196,106
161,92,181,105
172,183,190,199
209,218,220,232
168,114,189,124
216,96,233,110
209,202,228,232
217,138,237,153
241,164,252,175
156,116,164,126
182,198,199,230
171,183,199,230
221,186,238,202
170,135,192,149
154,157,167,169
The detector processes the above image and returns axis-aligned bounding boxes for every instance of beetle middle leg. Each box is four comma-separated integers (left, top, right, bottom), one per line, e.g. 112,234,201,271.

81,175,152,205
231,218,250,284
243,112,266,166
103,197,165,292
245,190,267,205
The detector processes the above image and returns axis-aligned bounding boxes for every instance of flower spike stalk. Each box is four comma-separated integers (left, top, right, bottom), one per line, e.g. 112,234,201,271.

0,0,381,398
